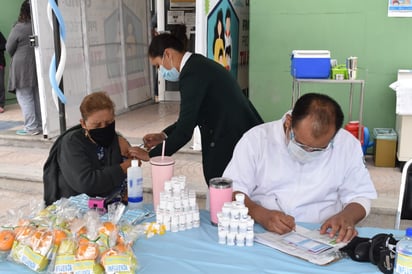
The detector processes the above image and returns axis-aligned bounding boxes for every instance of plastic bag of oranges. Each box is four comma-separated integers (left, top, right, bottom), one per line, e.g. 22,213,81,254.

9,225,54,272
100,243,138,274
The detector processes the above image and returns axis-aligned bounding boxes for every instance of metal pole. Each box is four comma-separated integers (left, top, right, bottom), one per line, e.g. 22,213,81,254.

52,0,66,134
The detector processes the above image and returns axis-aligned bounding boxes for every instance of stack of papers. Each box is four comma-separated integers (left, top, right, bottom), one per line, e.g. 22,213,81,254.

254,225,347,265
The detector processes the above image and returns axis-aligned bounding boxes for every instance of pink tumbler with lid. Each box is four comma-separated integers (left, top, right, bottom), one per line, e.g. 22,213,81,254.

150,156,175,210
209,177,233,225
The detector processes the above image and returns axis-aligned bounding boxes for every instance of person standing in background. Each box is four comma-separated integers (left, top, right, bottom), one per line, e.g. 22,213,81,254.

6,0,42,135
0,31,6,113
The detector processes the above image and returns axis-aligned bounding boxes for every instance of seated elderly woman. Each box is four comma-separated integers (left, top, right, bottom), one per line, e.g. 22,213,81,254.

43,91,132,205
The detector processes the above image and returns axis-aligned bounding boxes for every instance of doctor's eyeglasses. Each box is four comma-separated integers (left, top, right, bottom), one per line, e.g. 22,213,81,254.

290,130,334,152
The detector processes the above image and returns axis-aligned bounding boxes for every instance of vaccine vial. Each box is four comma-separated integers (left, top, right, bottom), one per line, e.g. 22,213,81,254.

236,233,245,247
231,207,241,221
189,190,196,207
240,207,248,220
177,175,186,190
227,232,236,246
235,193,245,204
164,180,172,193
229,220,239,234
193,210,200,228
186,212,193,229
163,213,171,231
156,208,164,224
218,230,227,245
221,217,230,232
179,213,186,231
246,230,254,246
171,215,179,232
222,204,231,218
238,220,247,234
247,219,254,232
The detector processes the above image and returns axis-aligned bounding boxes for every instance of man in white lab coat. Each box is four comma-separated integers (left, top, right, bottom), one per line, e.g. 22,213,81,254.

223,93,377,243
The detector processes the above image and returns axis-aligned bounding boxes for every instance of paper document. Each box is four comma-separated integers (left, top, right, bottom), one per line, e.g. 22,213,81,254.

254,225,347,265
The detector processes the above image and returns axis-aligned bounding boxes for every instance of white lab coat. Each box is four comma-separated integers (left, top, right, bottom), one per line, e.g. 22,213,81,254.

223,115,377,223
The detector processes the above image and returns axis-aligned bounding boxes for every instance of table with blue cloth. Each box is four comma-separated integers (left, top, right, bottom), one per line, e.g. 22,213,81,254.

0,209,404,273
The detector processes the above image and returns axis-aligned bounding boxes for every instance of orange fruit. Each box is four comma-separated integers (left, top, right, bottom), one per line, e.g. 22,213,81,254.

0,230,15,251
78,236,89,246
53,229,67,246
76,241,99,260
14,226,35,241
115,242,127,253
76,226,87,237
99,222,116,235
30,230,53,255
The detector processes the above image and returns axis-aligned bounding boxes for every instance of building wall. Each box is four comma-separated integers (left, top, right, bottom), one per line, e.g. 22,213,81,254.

249,0,412,133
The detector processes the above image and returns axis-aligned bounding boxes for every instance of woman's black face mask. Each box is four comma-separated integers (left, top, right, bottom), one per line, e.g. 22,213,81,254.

88,121,116,147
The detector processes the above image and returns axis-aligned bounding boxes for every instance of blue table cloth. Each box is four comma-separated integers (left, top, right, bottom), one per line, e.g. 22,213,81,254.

0,210,405,273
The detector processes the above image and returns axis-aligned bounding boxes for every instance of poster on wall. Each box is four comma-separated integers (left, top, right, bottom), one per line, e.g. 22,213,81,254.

205,0,249,95
388,0,412,17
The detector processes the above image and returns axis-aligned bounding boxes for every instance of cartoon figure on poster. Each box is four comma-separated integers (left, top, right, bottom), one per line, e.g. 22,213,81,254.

207,0,239,79
224,8,232,70
213,10,226,67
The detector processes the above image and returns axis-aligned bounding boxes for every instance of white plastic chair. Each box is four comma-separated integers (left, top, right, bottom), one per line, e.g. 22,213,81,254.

395,158,412,230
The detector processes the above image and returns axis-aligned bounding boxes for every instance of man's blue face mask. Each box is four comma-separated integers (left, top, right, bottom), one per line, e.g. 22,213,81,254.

159,53,180,82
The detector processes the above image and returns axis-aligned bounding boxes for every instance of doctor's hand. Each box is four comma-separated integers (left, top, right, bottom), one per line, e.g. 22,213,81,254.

319,203,365,243
252,206,295,235
128,146,150,162
263,210,296,235
143,132,167,149
236,191,295,235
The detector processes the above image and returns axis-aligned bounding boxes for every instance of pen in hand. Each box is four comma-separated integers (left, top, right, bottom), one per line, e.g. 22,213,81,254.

275,195,296,232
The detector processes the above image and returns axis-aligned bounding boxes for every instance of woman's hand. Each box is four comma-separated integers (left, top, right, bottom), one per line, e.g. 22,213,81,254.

128,146,150,162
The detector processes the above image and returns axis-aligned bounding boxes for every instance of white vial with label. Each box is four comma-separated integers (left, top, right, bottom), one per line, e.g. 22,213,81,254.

127,159,143,209
193,210,200,228
236,233,245,247
246,230,254,246
235,193,245,204
227,232,236,246
218,230,227,245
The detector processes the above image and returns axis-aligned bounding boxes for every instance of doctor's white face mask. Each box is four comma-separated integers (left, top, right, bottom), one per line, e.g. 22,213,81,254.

287,130,330,164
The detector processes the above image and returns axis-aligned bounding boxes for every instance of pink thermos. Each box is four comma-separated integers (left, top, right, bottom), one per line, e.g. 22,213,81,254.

150,156,175,210
209,177,233,225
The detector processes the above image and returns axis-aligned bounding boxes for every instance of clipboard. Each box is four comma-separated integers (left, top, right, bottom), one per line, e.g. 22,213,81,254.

254,225,347,265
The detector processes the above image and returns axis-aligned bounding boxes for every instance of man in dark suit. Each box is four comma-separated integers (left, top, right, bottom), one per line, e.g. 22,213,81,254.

129,33,263,186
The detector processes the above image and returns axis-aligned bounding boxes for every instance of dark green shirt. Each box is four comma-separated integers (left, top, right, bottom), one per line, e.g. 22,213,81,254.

149,54,263,185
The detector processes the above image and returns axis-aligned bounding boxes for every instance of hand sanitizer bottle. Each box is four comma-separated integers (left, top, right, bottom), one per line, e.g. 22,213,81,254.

127,160,143,209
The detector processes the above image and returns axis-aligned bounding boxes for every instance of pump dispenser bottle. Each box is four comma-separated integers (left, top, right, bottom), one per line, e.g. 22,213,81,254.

127,160,143,209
